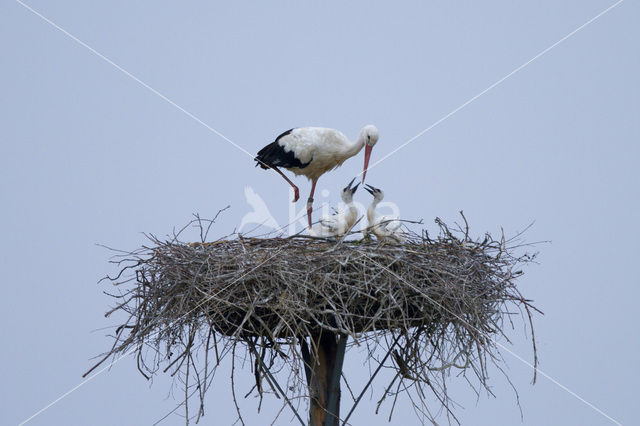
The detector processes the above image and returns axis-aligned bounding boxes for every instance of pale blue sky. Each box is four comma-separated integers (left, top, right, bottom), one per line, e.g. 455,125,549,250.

1,1,638,425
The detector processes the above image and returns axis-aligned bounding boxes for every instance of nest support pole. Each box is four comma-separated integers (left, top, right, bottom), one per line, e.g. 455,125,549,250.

303,332,348,426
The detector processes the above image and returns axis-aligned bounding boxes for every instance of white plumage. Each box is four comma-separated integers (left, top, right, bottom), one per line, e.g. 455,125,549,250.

364,185,405,243
309,179,359,238
255,125,379,228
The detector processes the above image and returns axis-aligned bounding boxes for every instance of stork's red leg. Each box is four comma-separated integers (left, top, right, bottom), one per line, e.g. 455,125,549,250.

307,179,318,229
271,167,300,202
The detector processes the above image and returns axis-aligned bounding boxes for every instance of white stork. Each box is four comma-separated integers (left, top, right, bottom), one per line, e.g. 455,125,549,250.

255,125,379,228
309,178,359,238
364,184,405,243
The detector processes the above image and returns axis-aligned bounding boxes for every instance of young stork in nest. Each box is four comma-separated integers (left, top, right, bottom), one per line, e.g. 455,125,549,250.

364,184,405,243
309,179,359,238
255,125,379,228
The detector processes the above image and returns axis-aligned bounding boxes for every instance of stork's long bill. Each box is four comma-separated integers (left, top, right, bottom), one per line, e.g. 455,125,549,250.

362,144,373,184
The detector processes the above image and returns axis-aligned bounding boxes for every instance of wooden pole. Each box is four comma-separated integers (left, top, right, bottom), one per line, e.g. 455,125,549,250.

304,332,347,426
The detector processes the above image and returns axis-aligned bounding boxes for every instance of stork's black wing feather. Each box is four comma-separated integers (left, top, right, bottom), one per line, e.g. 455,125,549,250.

254,129,311,170
274,128,294,143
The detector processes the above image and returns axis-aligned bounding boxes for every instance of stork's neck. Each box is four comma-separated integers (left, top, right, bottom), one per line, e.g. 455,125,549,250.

345,132,366,158
345,200,358,226
367,198,380,226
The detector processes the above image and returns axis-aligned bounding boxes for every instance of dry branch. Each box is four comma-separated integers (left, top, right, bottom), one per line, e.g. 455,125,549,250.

89,215,540,425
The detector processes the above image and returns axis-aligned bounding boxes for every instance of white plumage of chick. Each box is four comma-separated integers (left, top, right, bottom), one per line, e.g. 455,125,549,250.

309,179,359,237
364,184,405,243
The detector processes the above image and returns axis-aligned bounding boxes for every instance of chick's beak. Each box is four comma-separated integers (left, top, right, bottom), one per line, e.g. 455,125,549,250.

343,178,354,192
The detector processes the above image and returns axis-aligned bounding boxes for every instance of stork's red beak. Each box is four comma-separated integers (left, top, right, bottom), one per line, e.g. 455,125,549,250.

362,145,372,183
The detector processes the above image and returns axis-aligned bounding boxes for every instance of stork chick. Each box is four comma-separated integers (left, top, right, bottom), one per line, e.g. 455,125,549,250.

364,184,405,243
309,179,359,238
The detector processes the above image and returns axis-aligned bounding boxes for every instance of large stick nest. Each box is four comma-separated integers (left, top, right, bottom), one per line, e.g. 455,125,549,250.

90,214,540,425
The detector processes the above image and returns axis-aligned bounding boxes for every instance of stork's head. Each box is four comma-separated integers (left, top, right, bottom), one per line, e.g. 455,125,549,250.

361,125,379,184
364,184,385,202
341,178,359,203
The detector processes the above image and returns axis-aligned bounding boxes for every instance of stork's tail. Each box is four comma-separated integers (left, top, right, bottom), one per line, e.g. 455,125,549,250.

254,144,274,169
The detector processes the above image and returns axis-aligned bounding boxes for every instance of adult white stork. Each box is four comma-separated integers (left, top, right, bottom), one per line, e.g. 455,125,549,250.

309,178,359,238
364,184,405,243
255,125,379,228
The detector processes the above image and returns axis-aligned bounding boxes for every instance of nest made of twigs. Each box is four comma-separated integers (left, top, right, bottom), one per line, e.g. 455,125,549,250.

89,215,539,425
